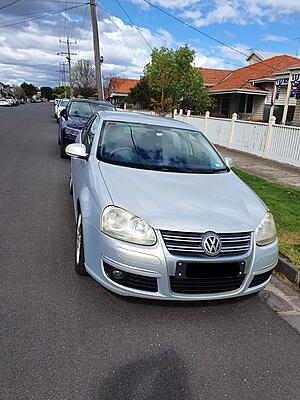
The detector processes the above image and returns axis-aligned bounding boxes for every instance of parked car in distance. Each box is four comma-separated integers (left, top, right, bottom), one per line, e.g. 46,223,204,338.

6,97,18,106
54,99,60,118
0,98,11,106
58,98,115,158
56,99,69,122
66,111,278,301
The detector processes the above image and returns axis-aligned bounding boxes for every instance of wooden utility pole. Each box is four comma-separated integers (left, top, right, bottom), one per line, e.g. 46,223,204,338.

90,0,104,100
59,62,68,98
58,38,77,98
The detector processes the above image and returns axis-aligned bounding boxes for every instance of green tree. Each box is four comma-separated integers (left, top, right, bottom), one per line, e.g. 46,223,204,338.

12,86,26,100
20,82,38,98
141,45,213,115
40,86,53,100
52,86,69,98
127,76,153,109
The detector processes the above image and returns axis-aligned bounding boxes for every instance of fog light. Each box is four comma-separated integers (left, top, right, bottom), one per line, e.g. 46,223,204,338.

112,270,125,280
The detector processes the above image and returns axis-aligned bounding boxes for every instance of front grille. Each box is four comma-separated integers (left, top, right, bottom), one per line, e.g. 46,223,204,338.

103,262,158,292
249,269,273,287
170,275,245,294
161,230,251,257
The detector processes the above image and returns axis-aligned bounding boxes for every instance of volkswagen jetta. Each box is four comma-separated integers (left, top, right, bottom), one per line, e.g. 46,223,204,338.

66,111,278,300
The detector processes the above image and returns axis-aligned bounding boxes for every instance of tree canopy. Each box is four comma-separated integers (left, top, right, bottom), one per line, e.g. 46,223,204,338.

20,82,38,98
40,86,53,100
128,45,213,115
71,59,96,98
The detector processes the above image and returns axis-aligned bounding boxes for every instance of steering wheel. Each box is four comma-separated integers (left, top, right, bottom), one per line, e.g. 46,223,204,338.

110,147,137,159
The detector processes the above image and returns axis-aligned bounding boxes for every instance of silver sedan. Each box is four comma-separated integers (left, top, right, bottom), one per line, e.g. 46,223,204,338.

66,111,278,300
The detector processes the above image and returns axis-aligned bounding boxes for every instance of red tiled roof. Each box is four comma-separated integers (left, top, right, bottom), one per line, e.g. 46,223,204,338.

110,78,139,94
211,55,300,92
196,68,232,86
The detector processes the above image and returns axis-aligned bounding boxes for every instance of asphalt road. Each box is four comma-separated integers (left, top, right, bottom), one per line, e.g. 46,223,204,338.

0,103,299,400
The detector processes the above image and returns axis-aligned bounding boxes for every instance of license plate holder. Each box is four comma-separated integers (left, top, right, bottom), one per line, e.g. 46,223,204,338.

175,261,246,279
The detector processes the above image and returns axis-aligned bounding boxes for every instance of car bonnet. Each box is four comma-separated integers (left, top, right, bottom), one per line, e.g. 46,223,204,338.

99,162,267,233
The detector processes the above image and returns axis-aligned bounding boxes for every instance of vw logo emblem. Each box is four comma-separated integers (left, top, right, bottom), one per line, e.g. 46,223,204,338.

202,233,222,256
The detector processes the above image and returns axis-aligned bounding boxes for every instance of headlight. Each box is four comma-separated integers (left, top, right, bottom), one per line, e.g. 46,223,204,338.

65,127,81,136
101,206,156,245
255,212,277,246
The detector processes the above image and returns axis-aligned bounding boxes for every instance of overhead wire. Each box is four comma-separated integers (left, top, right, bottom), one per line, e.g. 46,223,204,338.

0,0,21,11
141,0,278,71
114,0,153,51
0,3,87,29
98,2,243,69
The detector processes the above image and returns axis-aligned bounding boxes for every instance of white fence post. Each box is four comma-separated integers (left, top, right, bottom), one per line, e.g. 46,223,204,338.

228,112,237,148
204,111,210,134
263,116,276,158
187,109,191,124
179,109,183,120
173,109,177,119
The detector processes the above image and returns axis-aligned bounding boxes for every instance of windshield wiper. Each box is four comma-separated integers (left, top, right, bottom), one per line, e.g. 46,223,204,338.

206,167,228,174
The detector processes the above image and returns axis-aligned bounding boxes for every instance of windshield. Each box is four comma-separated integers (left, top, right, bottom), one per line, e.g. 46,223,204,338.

69,101,114,118
60,100,69,107
97,121,227,173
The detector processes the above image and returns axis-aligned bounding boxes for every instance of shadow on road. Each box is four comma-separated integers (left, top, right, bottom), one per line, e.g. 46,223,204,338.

98,349,191,400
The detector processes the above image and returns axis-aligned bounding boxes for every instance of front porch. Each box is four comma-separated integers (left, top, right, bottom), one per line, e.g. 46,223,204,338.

212,90,268,121
212,84,300,125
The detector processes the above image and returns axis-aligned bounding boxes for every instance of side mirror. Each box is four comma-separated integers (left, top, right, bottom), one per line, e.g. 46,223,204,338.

60,108,67,119
65,143,88,160
224,157,235,169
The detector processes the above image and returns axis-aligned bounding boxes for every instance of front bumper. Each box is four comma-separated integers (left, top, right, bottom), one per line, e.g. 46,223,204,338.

83,219,278,300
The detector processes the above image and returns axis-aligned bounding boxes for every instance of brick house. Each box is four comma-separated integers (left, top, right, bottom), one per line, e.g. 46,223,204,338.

198,54,300,123
108,77,139,106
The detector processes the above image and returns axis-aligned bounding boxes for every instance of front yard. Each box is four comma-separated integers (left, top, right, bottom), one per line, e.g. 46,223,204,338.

234,169,300,269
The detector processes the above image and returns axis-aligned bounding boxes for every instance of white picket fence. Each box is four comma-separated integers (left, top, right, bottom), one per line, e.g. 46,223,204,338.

175,110,300,168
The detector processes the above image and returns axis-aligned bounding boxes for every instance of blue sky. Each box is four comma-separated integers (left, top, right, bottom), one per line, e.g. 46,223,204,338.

102,0,300,69
0,0,299,86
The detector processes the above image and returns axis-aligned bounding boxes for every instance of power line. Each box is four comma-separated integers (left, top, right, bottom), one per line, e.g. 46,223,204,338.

114,0,153,51
99,3,243,69
141,0,279,71
0,0,21,11
99,2,173,49
0,3,87,29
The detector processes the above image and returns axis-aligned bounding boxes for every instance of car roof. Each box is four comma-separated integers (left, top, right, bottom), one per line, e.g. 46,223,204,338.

69,98,113,106
96,111,197,131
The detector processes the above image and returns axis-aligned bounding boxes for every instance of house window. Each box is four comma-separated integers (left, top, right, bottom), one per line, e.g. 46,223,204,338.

246,95,254,113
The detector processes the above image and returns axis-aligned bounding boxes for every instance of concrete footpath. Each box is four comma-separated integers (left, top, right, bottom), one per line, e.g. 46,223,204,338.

217,146,300,190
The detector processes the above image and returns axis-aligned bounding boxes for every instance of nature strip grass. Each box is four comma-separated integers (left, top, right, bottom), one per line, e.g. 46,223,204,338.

234,168,300,269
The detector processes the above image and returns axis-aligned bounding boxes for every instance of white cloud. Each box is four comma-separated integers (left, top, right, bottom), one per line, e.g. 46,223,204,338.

263,34,288,42
194,3,246,27
130,0,199,9
181,10,202,19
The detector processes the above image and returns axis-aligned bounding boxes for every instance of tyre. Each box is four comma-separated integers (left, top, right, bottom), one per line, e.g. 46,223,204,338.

75,212,88,276
60,139,67,158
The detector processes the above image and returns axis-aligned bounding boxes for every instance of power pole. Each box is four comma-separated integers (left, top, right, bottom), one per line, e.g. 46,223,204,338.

90,0,104,100
58,38,77,98
56,62,67,97
60,62,68,98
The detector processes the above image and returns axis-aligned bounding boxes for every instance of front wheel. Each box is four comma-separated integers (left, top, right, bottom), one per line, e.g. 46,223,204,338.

75,212,88,276
60,139,67,158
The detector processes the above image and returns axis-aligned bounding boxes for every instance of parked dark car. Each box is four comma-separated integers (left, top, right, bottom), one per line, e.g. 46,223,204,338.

58,99,115,158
